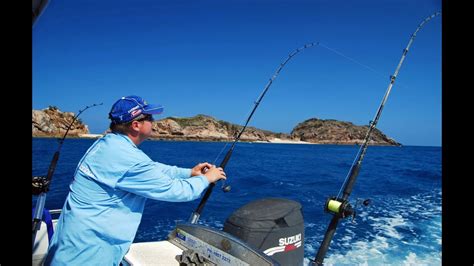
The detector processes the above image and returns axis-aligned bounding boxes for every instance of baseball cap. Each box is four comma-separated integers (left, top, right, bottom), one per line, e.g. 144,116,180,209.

108,95,164,124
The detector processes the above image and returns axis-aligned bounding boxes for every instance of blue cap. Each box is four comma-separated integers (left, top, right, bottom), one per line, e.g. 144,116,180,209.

109,95,163,124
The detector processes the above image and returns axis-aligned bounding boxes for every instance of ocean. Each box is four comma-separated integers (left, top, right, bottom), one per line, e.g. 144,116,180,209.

32,138,442,265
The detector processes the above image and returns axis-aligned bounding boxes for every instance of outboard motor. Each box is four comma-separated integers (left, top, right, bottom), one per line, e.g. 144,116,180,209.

223,198,304,266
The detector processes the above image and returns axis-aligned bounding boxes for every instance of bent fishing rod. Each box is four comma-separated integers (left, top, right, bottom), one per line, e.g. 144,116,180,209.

312,12,440,265
32,103,102,249
189,42,319,224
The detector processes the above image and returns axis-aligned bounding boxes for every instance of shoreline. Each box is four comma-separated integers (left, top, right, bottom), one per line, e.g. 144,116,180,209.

79,133,104,138
78,135,314,144
32,135,401,146
254,138,314,145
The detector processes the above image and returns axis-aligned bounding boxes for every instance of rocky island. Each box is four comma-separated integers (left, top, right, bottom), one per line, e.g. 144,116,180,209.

32,106,89,137
291,118,400,146
32,107,401,146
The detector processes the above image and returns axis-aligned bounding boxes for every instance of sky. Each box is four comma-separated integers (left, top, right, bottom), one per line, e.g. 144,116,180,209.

32,0,442,146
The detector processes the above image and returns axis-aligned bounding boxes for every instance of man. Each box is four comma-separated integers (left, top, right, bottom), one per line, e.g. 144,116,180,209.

45,95,226,265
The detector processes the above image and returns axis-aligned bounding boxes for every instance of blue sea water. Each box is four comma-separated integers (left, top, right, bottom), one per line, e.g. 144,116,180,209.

32,138,441,265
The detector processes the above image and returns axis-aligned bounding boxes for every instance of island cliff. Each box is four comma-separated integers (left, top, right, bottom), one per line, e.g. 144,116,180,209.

32,107,89,137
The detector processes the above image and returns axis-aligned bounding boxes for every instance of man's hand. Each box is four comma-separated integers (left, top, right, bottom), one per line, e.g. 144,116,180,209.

191,162,226,183
203,166,226,183
191,162,214,177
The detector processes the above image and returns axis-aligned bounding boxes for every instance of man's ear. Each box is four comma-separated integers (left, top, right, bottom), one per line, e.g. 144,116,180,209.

130,121,141,132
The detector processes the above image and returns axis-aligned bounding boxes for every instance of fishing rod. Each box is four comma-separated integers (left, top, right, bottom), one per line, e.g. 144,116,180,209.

32,103,103,249
32,0,50,26
312,12,440,265
189,42,319,224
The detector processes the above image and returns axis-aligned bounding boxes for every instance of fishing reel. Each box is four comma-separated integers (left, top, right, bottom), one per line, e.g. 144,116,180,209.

222,184,231,193
324,197,370,222
324,197,354,219
32,176,51,195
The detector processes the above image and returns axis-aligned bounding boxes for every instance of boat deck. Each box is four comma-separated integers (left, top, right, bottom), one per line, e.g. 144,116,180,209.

33,220,58,266
123,240,183,265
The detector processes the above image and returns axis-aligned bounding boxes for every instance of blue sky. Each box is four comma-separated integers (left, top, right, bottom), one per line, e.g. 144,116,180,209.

33,0,442,146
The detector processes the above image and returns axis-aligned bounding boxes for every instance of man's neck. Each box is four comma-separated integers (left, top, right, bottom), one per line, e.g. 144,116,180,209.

127,133,143,146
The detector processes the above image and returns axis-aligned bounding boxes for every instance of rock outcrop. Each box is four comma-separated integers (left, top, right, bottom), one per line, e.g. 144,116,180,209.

151,114,291,142
291,118,400,146
32,107,89,137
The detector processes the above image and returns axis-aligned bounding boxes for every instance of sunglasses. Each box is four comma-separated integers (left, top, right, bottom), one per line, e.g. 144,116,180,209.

136,114,154,122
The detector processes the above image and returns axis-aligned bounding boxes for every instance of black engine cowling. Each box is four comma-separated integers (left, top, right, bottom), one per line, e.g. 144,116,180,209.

223,198,304,266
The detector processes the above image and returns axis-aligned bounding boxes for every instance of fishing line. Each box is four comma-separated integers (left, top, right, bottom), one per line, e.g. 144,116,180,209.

318,42,412,92
211,102,255,167
336,145,364,199
212,142,229,165
318,42,385,78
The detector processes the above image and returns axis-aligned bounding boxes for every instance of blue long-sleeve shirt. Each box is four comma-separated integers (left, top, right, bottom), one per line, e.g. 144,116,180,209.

45,133,209,265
